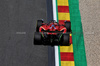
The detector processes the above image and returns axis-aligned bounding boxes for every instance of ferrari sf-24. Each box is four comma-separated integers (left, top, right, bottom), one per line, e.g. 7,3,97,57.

34,20,72,46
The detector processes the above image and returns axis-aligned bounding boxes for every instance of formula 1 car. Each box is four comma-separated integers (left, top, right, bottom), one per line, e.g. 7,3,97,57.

34,20,71,46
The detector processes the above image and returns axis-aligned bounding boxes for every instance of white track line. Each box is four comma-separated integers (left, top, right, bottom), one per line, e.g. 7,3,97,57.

52,0,59,66
52,0,57,21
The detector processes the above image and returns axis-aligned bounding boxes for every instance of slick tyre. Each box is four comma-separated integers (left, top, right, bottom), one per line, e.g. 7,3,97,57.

34,32,42,45
36,20,43,32
62,33,70,46
65,22,71,32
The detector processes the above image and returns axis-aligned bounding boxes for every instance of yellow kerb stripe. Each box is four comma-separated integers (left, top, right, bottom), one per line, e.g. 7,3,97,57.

70,34,72,36
58,0,69,6
58,13,70,20
60,44,73,52
61,61,75,66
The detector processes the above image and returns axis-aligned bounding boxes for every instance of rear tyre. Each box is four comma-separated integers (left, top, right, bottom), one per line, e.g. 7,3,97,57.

34,32,42,45
65,22,71,32
58,33,63,45
62,33,70,46
36,20,43,32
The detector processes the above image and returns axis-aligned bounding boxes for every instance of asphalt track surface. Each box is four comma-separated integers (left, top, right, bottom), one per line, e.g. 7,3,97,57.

0,0,100,66
46,0,55,66
0,0,48,66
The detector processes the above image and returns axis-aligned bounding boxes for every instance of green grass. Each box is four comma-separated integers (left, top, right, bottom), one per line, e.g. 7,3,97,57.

68,0,87,66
